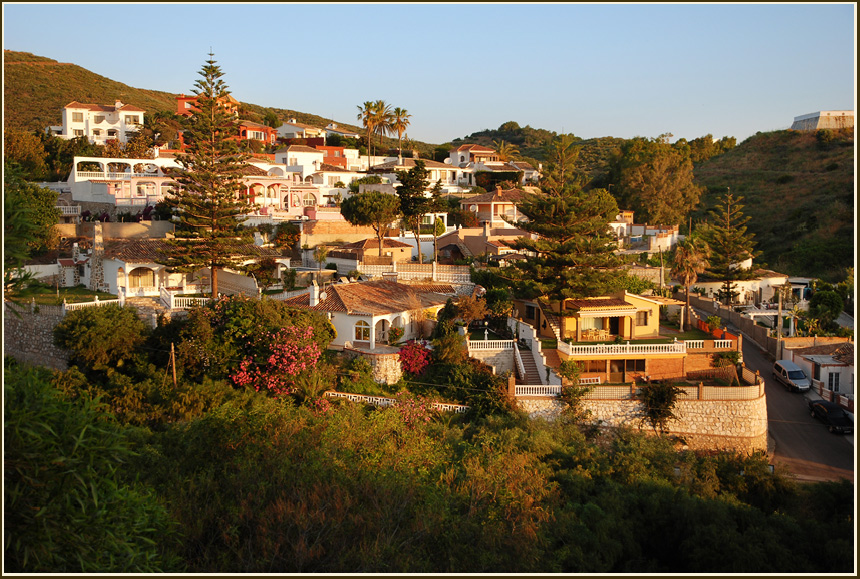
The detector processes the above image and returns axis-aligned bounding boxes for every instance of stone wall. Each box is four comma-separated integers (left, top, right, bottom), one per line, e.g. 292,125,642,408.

468,349,515,375
518,392,768,454
3,303,69,371
303,219,377,246
343,347,403,385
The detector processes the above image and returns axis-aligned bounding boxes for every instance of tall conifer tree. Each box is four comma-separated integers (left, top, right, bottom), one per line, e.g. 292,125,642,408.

704,190,760,305
163,54,250,298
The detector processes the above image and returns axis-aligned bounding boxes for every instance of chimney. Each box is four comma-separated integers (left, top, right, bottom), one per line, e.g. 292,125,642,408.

309,281,319,306
483,221,490,237
115,100,123,110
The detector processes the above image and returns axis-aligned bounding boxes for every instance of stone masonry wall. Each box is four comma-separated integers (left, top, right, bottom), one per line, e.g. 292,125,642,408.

343,347,403,385
3,303,69,371
519,394,768,454
469,349,515,375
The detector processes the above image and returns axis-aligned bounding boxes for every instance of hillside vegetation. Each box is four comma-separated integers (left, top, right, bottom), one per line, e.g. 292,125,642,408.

692,129,854,282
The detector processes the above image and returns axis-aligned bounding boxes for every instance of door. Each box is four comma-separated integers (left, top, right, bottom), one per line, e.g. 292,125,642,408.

609,359,624,383
610,317,620,337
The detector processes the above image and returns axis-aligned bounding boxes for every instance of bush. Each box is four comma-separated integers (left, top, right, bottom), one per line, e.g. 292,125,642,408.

53,304,148,372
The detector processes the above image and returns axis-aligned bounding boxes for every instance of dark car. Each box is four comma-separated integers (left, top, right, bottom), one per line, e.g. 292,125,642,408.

808,400,854,434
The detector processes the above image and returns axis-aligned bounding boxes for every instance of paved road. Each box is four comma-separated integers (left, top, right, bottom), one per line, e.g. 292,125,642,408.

742,335,854,483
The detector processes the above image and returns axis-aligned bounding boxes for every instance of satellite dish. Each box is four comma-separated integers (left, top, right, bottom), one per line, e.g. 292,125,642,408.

319,292,328,301
469,204,478,212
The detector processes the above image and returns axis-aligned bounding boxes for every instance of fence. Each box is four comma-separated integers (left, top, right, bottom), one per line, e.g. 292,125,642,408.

514,381,765,401
467,340,514,350
357,262,471,283
558,341,687,356
810,381,855,413
323,391,469,413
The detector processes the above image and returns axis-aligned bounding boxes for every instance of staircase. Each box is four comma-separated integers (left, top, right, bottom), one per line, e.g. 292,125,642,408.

516,348,545,385
540,305,562,340
125,296,172,325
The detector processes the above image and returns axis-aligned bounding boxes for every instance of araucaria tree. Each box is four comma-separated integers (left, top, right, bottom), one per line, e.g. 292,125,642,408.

162,54,250,298
340,191,401,257
704,190,760,305
502,139,623,302
396,160,433,263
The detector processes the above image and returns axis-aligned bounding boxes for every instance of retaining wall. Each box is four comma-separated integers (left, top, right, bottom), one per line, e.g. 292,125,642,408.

519,392,768,454
3,303,69,370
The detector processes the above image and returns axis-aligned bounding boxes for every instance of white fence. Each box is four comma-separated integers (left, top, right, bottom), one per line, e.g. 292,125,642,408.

62,297,122,312
267,288,310,302
514,344,527,381
324,391,469,413
515,385,562,397
467,340,515,350
557,341,686,356
357,262,471,283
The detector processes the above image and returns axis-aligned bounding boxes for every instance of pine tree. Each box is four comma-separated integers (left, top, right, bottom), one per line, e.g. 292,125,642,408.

503,187,624,302
704,190,760,305
162,54,251,298
396,160,432,264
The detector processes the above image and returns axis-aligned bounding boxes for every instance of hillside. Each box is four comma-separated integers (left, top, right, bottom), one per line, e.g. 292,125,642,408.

692,129,854,283
451,121,626,182
3,50,366,142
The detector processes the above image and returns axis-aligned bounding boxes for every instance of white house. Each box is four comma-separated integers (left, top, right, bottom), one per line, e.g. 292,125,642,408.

368,157,470,194
50,100,145,144
787,342,854,398
281,279,456,349
274,145,326,182
690,268,790,306
275,119,326,140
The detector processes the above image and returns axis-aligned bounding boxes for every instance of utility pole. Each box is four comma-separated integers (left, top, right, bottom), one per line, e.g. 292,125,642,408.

170,342,177,387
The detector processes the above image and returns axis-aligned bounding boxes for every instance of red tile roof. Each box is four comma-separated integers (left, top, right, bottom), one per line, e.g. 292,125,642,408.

340,238,412,250
284,280,453,316
102,239,281,262
368,158,453,171
564,298,636,311
462,187,527,204
452,144,495,153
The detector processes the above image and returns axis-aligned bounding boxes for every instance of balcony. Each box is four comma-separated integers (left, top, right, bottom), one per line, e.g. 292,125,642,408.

557,340,687,357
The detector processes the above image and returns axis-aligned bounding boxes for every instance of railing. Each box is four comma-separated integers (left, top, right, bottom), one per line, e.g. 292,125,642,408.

579,376,602,385
174,296,210,309
324,391,469,413
56,205,81,215
559,341,687,356
513,382,764,401
714,339,733,349
76,171,165,180
267,288,309,301
515,385,562,397
63,297,121,312
467,340,515,350
514,344,526,381
685,340,704,349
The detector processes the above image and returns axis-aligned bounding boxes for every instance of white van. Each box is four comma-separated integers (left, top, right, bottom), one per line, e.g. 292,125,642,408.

772,360,811,392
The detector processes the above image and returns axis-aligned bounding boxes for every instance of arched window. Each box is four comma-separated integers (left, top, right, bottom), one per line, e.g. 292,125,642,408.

303,191,317,206
354,320,370,341
128,267,155,289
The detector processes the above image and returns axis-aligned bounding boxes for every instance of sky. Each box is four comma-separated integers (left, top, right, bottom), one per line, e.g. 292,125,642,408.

3,2,856,145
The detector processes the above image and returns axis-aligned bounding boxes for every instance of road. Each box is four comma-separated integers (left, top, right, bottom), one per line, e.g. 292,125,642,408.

742,335,855,483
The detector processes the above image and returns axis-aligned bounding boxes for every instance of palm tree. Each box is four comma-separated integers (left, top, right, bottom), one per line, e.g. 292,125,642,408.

356,101,375,158
371,100,393,158
392,107,411,160
493,139,520,162
671,237,711,330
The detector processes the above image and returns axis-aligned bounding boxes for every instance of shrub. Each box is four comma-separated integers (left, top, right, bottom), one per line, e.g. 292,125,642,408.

638,380,684,434
399,340,431,375
53,304,147,372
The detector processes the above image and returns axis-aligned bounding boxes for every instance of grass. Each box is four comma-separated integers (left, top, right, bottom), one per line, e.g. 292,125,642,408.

469,329,505,341
7,283,116,306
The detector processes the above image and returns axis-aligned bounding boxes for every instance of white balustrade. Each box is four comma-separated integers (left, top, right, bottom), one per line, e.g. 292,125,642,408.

685,340,704,349
579,376,602,385
56,205,81,215
714,340,734,349
467,340,515,350
515,385,562,396
557,341,686,356
514,344,527,380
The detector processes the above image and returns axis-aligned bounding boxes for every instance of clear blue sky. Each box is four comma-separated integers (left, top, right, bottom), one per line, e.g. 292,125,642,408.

3,2,856,145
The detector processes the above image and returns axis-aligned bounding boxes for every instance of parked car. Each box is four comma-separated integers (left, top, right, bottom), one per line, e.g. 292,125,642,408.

808,400,853,434
772,360,811,392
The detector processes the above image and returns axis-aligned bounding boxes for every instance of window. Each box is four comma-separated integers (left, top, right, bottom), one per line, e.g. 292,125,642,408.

636,311,649,326
328,176,339,186
334,151,341,157
625,359,646,372
72,112,84,123
92,129,101,137
302,192,317,206
107,129,117,137
73,129,84,137
355,320,370,341
125,115,139,125
829,373,840,392
525,305,536,320
94,115,105,124
250,131,265,141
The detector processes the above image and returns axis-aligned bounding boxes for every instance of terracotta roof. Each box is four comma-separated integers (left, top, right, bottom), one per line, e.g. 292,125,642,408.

239,120,271,129
284,280,453,316
791,342,854,359
241,163,271,177
462,187,526,204
316,163,354,173
564,298,636,311
833,343,854,365
368,158,453,171
102,238,281,262
511,161,536,170
340,238,413,250
278,145,324,154
452,144,495,153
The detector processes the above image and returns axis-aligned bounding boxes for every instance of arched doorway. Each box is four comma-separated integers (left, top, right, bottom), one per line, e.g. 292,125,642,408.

375,319,389,343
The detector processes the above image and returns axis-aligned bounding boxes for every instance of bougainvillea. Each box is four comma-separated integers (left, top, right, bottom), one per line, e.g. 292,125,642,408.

231,326,321,396
392,391,432,428
398,340,431,375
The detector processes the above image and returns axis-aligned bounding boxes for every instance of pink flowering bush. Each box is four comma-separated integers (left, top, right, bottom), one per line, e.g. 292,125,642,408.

392,391,432,428
398,340,431,375
231,326,321,396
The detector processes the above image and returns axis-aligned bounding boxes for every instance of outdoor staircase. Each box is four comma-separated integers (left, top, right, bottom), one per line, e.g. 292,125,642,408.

540,305,562,340
516,348,545,385
125,296,172,325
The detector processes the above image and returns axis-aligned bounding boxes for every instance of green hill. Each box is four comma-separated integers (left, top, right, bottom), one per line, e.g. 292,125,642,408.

691,129,854,283
3,50,366,140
